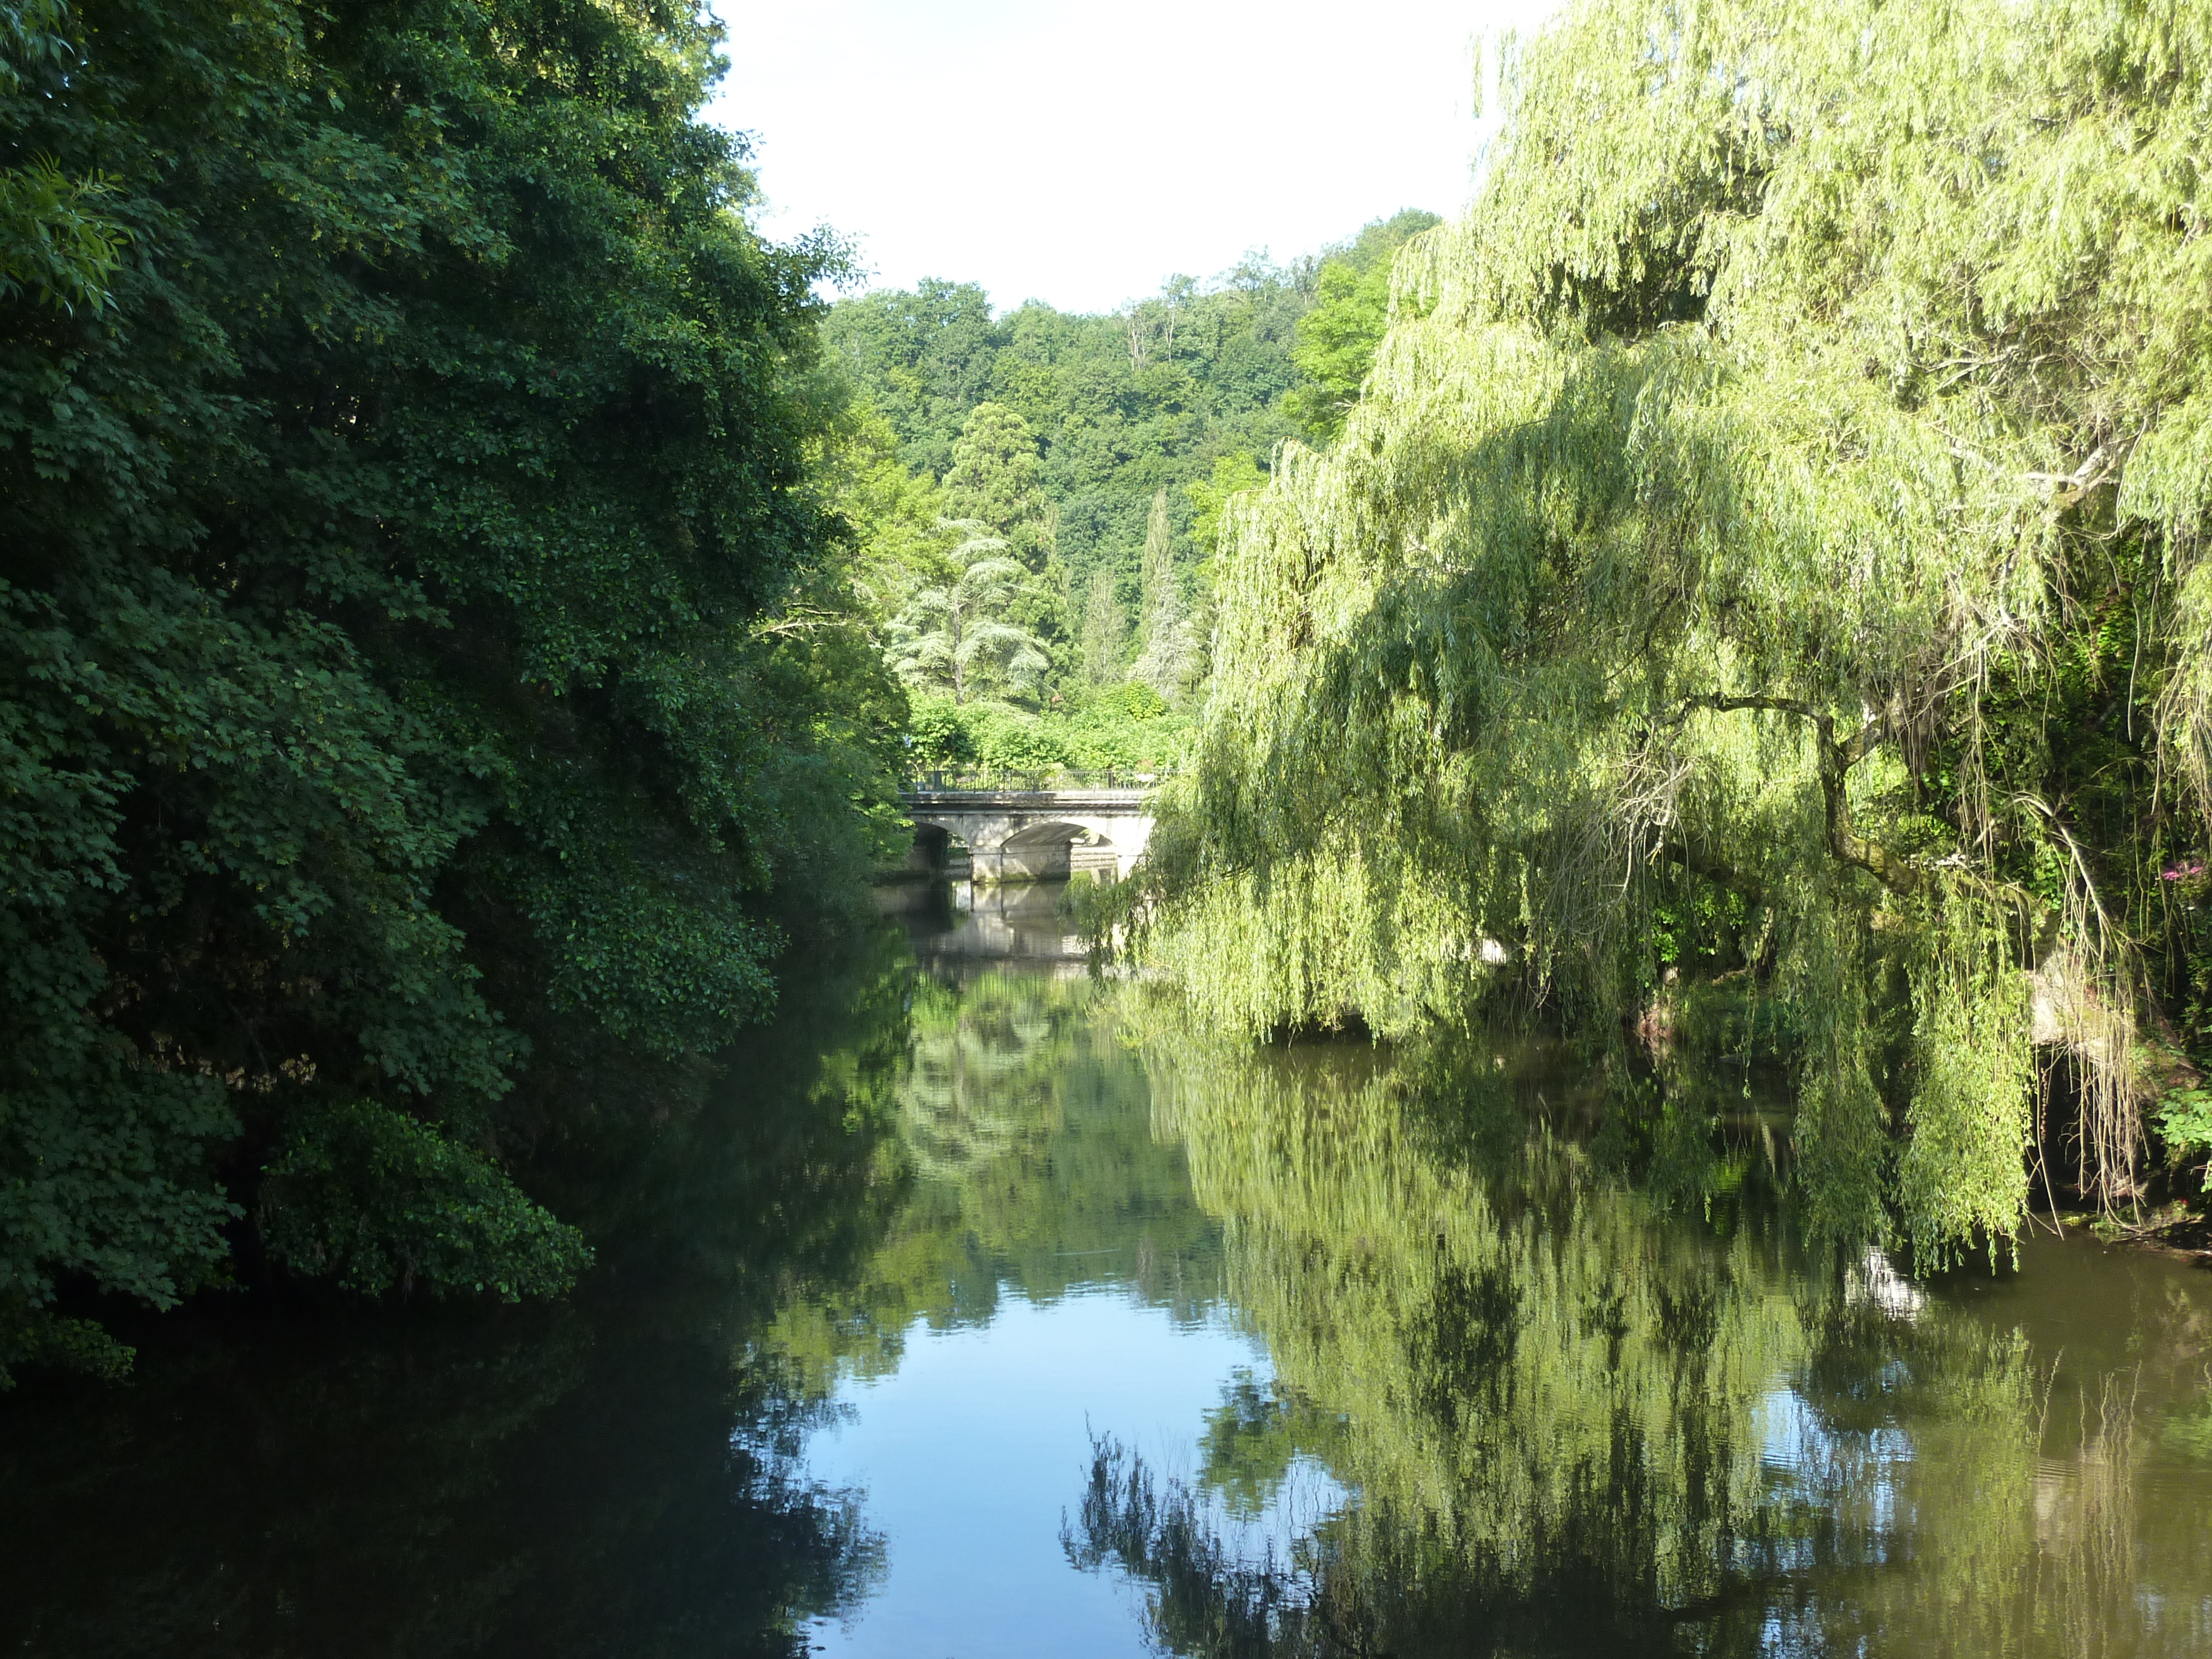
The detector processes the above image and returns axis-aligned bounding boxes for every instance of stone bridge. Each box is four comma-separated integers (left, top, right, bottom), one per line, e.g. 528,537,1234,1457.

900,786,1156,883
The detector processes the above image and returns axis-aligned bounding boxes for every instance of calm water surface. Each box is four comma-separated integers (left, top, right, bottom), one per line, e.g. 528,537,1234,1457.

7,882,2212,1657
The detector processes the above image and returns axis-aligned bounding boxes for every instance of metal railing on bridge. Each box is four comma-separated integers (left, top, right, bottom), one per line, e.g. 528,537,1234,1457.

900,767,1169,794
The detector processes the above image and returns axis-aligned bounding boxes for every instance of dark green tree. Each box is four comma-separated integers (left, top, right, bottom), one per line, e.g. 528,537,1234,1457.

942,403,1053,568
0,0,898,1375
820,278,1000,477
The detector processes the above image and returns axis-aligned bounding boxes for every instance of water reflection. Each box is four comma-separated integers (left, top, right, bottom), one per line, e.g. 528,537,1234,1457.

0,932,914,1658
1073,1013,2212,1657
889,875,1093,969
7,936,2212,1656
767,960,1224,1379
763,956,1254,1657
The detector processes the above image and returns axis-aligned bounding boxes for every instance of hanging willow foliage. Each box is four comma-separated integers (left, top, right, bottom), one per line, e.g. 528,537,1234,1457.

1126,0,2212,1262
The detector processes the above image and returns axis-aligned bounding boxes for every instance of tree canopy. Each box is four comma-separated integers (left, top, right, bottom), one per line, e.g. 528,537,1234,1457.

1126,0,2212,1265
822,220,1440,777
1283,208,1443,441
825,249,1322,701
0,0,901,1376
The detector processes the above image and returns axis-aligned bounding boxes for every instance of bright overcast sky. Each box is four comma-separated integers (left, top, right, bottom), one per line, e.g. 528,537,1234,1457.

708,1,1563,316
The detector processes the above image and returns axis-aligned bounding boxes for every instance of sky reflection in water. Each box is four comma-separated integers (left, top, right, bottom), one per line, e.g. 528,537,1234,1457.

803,888,2212,1657
802,1295,1279,1658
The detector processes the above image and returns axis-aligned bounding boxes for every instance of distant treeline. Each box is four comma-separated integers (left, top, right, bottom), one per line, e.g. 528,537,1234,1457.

822,211,1439,719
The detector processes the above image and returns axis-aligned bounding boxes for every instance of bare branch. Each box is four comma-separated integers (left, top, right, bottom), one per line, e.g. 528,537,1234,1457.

2022,442,2123,509
749,606,853,641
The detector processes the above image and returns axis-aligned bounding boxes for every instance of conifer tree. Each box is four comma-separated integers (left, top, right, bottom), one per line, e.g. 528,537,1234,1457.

1081,568,1127,687
1130,491,1199,702
888,525,1049,705
939,401,1070,694
941,403,1051,568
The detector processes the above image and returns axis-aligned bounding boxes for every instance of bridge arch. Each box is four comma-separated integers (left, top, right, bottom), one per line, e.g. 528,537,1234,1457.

997,817,1121,880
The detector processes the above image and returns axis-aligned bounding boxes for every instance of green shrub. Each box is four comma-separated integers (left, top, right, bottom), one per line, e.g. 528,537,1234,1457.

260,1104,592,1301
956,702,1068,772
906,696,974,769
1087,682,1172,722
2158,1086,2212,1191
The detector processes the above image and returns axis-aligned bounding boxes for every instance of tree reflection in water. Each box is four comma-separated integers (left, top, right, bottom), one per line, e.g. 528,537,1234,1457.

1065,1002,2212,1658
0,937,919,1659
12,959,2212,1655
761,962,1225,1393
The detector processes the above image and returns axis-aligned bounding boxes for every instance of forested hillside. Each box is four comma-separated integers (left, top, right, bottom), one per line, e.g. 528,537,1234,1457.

1127,0,2212,1264
820,212,1438,773
0,0,903,1378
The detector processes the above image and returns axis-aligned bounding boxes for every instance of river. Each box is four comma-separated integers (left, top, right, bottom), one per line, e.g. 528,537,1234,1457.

5,882,2212,1656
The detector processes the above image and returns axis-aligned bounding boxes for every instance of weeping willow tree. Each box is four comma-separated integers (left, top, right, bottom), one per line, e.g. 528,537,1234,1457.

1128,0,2212,1261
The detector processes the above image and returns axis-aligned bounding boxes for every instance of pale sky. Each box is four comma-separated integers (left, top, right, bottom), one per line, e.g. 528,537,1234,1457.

708,1,1563,316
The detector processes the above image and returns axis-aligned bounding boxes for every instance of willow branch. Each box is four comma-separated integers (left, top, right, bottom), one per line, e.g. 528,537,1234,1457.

1684,692,1922,896
1684,694,2072,957
2022,443,2120,510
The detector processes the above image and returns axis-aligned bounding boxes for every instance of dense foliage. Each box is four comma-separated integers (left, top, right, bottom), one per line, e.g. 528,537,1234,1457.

825,266,1313,592
1282,209,1442,443
1127,0,2212,1262
0,0,902,1376
822,217,1437,776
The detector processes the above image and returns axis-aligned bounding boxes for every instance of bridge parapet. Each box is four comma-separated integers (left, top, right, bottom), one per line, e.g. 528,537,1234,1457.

903,768,1168,794
901,787,1151,811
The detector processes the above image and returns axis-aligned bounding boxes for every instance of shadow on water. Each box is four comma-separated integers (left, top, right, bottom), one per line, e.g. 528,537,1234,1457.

0,927,917,1659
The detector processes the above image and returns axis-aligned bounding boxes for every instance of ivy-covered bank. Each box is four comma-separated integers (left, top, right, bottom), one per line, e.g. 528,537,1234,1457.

0,0,904,1378
1122,0,2212,1265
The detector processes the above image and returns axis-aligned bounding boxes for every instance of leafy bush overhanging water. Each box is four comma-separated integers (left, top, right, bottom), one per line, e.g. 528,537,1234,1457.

0,0,905,1376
